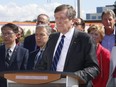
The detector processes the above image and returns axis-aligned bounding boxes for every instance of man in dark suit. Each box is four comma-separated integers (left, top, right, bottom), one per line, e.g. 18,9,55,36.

23,14,51,52
0,23,29,87
27,24,52,70
35,4,99,87
23,34,36,52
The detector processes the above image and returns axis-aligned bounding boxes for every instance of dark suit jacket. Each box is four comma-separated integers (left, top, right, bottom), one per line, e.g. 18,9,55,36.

23,34,39,52
0,45,29,87
0,45,29,71
36,29,99,87
27,49,39,70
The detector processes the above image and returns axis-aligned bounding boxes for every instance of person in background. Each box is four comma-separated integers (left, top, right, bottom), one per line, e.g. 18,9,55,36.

101,9,116,52
36,4,99,87
27,24,52,70
88,25,110,87
105,10,116,87
16,26,24,46
74,17,85,32
101,10,116,86
23,14,50,52
0,23,29,87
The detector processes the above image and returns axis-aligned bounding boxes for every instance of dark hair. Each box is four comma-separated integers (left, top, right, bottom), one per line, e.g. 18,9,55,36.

74,18,85,29
54,4,76,20
79,18,85,29
18,27,24,37
1,23,19,33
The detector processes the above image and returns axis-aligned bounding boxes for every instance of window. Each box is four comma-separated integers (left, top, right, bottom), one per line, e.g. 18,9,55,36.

97,7,103,13
86,14,90,20
92,16,96,20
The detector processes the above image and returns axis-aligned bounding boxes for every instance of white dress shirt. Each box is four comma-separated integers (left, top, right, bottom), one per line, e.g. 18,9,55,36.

53,27,74,72
5,43,16,60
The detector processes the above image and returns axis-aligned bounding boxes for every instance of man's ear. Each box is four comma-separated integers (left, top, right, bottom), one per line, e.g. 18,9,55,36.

16,33,20,38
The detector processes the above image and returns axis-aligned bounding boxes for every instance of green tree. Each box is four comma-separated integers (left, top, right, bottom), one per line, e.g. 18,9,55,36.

24,29,32,38
0,36,3,44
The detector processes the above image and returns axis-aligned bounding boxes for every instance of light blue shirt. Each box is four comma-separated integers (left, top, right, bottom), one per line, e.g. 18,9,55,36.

102,33,115,52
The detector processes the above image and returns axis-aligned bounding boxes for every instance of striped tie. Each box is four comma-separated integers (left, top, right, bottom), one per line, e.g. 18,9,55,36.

5,49,11,67
51,35,65,71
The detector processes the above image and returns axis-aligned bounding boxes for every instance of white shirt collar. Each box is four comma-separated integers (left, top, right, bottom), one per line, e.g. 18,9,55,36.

6,43,16,52
60,27,75,40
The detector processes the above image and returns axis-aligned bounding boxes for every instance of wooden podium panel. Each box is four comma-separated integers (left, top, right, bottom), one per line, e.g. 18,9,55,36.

2,71,85,87
4,72,61,84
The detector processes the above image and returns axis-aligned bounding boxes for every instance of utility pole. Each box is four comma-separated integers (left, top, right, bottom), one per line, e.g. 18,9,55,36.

77,0,80,18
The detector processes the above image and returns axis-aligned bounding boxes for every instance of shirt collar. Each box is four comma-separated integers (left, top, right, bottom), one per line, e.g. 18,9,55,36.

114,26,116,35
60,27,74,40
5,43,16,52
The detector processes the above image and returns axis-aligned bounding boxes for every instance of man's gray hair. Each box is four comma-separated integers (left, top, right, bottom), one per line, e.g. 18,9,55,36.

101,9,115,19
36,24,52,36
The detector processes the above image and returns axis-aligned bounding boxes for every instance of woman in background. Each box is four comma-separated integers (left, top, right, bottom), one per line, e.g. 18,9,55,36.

88,25,110,87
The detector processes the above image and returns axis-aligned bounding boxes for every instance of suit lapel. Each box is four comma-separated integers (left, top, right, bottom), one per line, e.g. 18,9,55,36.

3,45,6,60
64,29,80,67
0,45,6,61
32,50,40,65
0,45,6,70
49,33,60,60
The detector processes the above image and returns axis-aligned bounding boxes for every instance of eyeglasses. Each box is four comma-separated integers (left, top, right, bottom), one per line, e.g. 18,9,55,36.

1,32,15,36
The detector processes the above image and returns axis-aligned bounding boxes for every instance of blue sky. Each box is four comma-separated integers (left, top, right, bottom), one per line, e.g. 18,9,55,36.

0,0,115,22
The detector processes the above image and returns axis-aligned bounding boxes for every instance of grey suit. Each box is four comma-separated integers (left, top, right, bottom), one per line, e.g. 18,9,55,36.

0,45,29,71
36,29,99,87
0,45,29,87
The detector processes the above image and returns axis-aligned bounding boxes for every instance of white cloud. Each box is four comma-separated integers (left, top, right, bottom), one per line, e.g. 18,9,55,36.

0,2,88,22
0,2,61,22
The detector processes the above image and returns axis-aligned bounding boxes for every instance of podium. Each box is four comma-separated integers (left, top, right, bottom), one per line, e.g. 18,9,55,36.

1,71,85,87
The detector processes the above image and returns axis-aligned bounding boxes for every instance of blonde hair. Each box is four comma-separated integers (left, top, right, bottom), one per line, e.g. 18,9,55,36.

88,25,105,41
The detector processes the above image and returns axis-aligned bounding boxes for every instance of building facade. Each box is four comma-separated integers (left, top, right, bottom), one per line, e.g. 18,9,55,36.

86,2,115,20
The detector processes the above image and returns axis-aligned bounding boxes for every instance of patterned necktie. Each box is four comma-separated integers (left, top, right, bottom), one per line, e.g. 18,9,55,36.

33,50,43,69
113,67,116,78
5,49,11,66
51,35,65,71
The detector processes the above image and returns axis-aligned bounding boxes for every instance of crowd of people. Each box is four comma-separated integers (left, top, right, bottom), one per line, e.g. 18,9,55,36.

0,4,115,87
